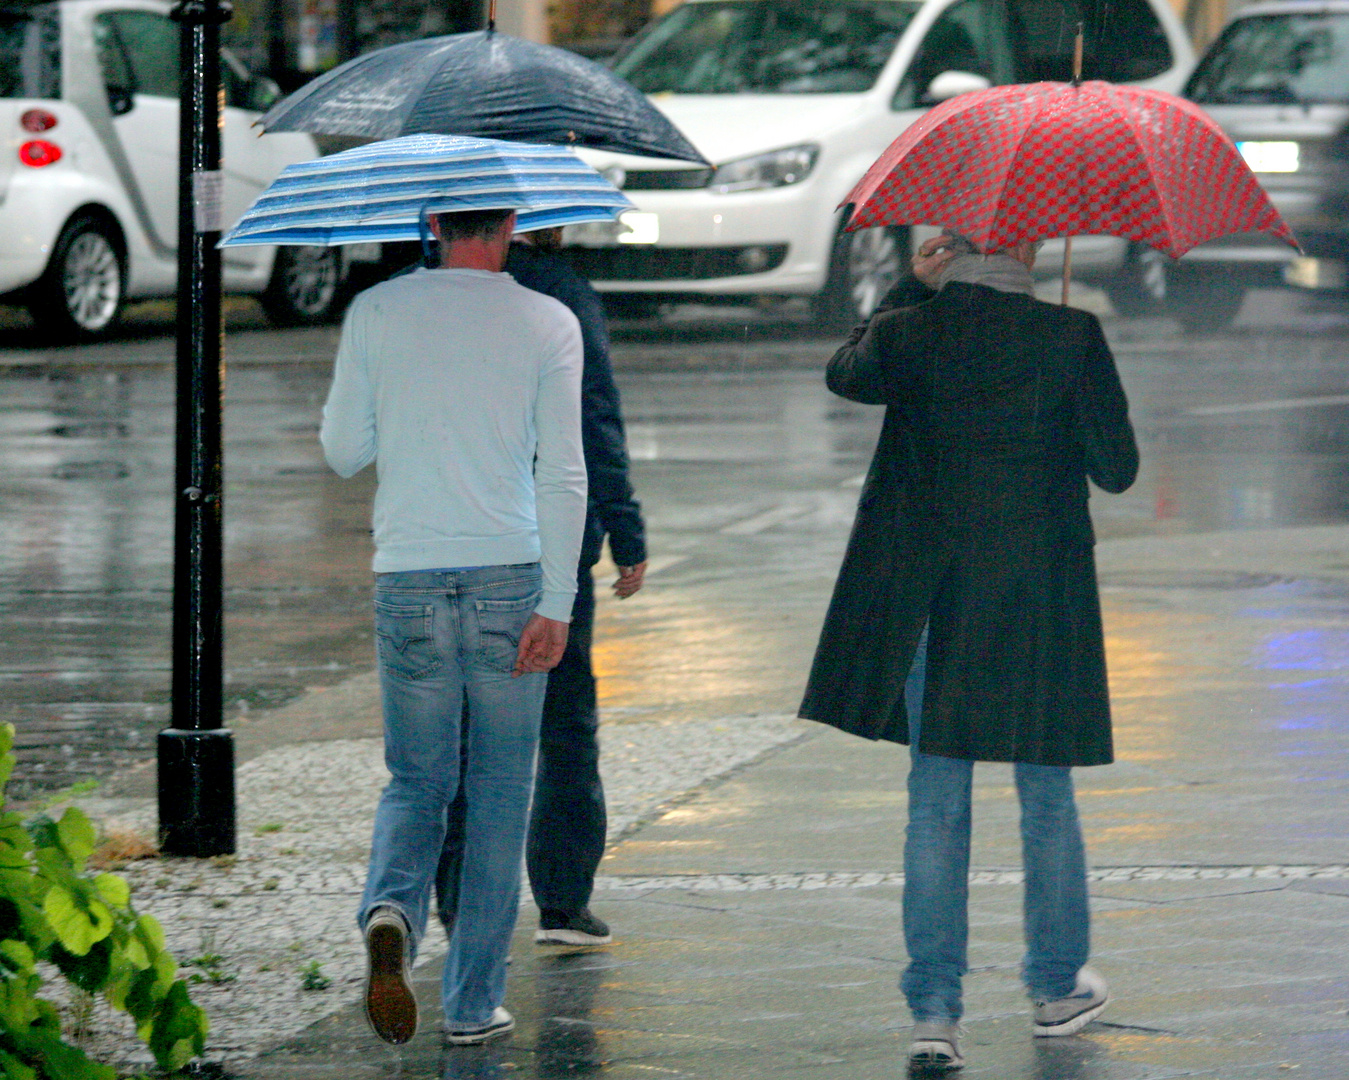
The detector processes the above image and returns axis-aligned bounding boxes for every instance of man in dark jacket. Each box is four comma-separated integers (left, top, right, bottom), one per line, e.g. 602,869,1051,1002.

800,234,1138,1070
434,228,648,947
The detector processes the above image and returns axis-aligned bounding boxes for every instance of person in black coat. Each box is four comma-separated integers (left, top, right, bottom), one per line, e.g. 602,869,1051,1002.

799,234,1138,1070
433,229,648,947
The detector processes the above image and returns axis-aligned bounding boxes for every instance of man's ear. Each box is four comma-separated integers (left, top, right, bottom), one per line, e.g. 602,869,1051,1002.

427,214,443,242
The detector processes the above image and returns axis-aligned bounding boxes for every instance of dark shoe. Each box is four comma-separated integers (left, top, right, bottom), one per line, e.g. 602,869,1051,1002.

364,907,417,1044
1033,966,1108,1037
445,1006,515,1045
908,1021,965,1070
535,908,612,945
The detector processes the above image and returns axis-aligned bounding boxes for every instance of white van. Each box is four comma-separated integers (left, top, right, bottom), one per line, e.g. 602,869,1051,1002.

569,0,1195,323
0,0,337,340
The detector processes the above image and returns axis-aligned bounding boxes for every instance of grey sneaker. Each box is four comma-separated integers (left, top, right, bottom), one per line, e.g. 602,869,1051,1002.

908,1021,965,1070
1033,966,1109,1037
445,1006,515,1045
363,907,417,1044
535,907,612,945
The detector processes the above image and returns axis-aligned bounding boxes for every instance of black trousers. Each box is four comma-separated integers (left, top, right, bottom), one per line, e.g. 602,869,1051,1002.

436,564,605,924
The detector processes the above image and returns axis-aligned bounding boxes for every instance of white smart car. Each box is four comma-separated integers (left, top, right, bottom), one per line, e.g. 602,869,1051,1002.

0,0,337,340
569,0,1195,324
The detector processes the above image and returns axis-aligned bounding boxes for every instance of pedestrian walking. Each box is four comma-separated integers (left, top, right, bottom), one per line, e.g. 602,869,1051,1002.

320,207,587,1046
799,233,1139,1071
434,226,648,948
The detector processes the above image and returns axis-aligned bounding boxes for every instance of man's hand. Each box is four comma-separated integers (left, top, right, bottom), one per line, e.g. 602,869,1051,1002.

911,234,959,288
514,614,569,675
614,561,647,599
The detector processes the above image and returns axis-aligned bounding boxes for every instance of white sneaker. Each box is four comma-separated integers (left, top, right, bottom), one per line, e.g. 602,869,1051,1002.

908,1020,965,1070
1033,966,1109,1037
444,1006,515,1045
363,907,417,1044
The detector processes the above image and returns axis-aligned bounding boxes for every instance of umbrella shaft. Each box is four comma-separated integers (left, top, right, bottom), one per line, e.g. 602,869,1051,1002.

1061,236,1074,306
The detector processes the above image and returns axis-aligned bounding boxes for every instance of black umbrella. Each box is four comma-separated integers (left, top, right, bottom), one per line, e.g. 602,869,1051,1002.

259,29,708,165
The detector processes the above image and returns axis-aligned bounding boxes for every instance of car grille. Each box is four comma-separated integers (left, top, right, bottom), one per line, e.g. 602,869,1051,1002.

620,168,713,190
562,245,788,281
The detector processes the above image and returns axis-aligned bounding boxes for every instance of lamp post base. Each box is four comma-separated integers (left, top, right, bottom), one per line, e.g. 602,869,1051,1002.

157,728,236,857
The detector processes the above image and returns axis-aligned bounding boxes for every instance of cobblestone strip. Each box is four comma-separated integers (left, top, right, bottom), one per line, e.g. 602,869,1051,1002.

594,865,1349,892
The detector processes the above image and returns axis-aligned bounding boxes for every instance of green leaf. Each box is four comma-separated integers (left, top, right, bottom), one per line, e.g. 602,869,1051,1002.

137,913,167,953
147,980,208,1070
0,1050,37,1080
0,938,34,972
123,933,151,970
93,873,130,910
0,723,12,755
43,883,113,956
56,807,97,866
50,936,113,994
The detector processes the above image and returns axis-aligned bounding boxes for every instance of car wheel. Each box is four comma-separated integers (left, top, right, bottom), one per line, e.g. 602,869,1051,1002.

32,215,125,341
1167,267,1245,333
815,224,905,329
1104,243,1169,317
261,246,344,326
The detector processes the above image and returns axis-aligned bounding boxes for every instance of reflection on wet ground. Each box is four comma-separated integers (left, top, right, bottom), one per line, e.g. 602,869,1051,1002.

4,290,1349,794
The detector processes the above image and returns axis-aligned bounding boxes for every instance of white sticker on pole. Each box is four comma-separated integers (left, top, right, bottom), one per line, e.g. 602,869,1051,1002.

192,170,224,233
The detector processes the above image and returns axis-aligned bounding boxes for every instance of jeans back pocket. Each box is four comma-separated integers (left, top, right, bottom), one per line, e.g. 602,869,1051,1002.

375,600,442,681
475,592,541,674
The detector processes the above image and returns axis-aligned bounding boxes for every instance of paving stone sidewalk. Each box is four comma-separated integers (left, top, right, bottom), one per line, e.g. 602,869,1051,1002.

60,524,1349,1079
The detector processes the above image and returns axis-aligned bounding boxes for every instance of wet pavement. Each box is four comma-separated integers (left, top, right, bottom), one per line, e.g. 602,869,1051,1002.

2,287,1349,1076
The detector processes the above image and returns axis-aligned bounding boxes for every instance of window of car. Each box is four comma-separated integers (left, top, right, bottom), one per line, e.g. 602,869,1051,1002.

94,9,180,99
893,0,1017,109
1008,0,1173,82
612,0,922,94
0,4,61,99
1186,12,1349,105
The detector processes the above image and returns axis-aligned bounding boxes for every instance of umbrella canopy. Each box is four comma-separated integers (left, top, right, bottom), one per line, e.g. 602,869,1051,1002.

844,80,1297,258
220,134,634,248
258,30,708,166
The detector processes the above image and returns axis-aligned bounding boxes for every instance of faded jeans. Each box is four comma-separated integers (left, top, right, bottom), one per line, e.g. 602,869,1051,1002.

357,565,547,1028
901,628,1091,1023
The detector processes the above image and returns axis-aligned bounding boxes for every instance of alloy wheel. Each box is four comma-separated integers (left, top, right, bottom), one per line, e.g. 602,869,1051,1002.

282,247,340,319
61,232,122,332
846,227,903,320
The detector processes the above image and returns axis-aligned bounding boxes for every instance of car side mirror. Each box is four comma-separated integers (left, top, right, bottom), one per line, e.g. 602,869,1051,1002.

247,76,281,113
924,70,991,103
106,85,135,116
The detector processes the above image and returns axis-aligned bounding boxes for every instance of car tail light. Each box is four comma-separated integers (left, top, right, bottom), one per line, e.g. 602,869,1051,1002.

19,140,62,167
20,108,58,133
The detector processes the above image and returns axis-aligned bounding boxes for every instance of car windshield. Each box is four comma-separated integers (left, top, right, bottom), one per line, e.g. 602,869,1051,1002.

0,5,61,99
612,0,920,94
1187,12,1349,105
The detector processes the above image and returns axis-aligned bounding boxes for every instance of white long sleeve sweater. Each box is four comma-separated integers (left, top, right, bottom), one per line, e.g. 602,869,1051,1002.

319,267,587,622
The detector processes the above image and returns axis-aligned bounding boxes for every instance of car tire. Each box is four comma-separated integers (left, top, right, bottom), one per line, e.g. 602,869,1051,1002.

814,224,906,330
1104,243,1170,317
261,246,344,326
32,215,125,342
1167,267,1245,333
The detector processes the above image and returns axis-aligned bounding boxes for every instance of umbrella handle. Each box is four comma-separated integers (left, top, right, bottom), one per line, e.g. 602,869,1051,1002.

488,0,496,31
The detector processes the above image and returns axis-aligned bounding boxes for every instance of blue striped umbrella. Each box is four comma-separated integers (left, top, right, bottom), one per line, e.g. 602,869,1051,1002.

220,133,633,247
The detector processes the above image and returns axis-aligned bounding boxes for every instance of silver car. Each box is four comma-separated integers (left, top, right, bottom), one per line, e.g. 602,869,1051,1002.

1155,0,1349,331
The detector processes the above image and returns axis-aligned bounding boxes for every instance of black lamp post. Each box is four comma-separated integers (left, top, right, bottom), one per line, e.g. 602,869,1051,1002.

159,0,236,858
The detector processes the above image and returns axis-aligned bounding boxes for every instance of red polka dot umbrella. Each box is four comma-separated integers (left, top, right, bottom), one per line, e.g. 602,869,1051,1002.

844,80,1297,260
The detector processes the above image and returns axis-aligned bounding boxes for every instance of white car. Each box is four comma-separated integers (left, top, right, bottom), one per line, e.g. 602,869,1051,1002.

0,0,338,340
569,0,1195,324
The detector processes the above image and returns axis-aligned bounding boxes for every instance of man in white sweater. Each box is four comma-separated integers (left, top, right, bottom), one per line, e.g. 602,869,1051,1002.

320,207,587,1047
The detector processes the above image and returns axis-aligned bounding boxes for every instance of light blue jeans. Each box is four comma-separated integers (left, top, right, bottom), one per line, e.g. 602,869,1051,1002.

358,565,547,1028
901,628,1090,1023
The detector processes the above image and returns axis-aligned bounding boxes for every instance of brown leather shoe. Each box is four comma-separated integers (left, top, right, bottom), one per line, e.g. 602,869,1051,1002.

364,908,417,1044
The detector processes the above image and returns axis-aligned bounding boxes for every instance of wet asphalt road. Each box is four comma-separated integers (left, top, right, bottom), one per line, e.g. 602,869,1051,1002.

2,287,1349,798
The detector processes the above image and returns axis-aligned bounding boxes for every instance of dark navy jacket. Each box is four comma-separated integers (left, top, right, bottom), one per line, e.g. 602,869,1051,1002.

504,243,646,570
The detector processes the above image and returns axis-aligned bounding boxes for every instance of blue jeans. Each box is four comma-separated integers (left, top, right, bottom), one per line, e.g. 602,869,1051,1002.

901,629,1091,1023
358,565,547,1028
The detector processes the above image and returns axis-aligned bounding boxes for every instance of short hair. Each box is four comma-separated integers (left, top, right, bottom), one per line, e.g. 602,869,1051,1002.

432,208,514,243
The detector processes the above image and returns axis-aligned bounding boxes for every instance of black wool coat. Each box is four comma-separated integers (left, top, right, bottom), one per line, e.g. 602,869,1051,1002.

798,281,1139,767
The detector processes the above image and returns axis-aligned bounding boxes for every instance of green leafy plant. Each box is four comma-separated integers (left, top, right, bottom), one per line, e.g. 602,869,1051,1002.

0,723,209,1077
299,961,330,991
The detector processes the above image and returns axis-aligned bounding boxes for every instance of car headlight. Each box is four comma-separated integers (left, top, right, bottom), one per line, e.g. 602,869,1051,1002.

710,144,820,192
